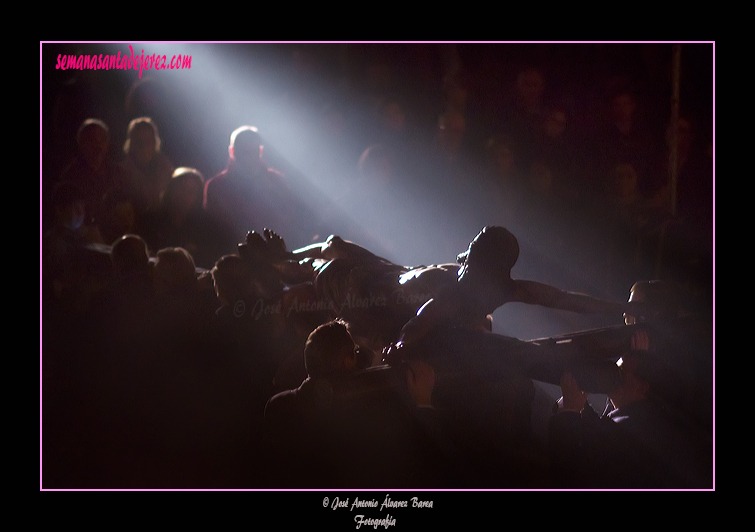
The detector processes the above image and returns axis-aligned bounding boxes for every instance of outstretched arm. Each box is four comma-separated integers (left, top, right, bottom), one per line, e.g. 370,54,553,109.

510,280,625,315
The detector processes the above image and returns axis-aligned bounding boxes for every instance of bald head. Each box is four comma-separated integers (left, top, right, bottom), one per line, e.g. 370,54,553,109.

229,126,262,167
457,226,520,281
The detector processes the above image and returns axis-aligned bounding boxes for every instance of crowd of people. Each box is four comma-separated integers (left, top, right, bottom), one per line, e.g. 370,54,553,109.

41,43,713,489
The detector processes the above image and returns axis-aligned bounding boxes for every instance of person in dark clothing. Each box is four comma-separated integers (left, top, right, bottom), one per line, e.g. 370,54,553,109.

548,281,713,489
203,126,298,245
120,116,174,219
43,181,110,310
263,320,454,488
549,354,712,489
142,167,233,269
59,118,123,228
211,253,290,395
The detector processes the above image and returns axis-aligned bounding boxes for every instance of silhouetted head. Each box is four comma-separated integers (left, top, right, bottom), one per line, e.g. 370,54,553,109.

211,254,255,305
457,226,520,282
111,234,150,278
153,247,196,295
165,167,204,215
124,117,161,166
229,125,262,167
77,118,110,169
304,320,357,379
